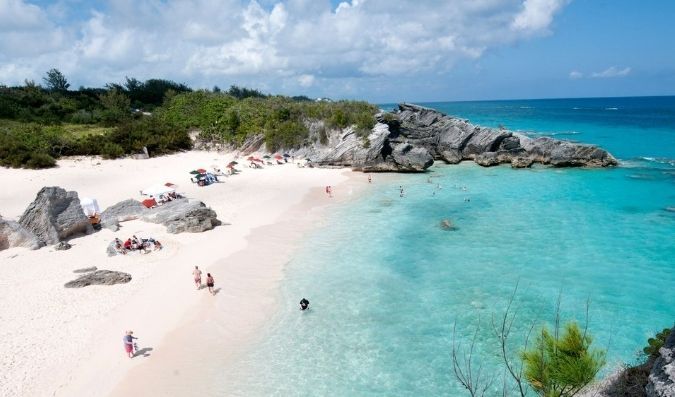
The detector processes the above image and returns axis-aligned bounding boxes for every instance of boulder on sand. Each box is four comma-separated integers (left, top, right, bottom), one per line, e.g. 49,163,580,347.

64,270,132,288
0,216,41,251
18,187,93,246
142,199,220,234
99,199,149,231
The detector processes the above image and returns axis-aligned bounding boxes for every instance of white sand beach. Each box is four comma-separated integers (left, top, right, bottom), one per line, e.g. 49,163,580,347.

0,151,359,397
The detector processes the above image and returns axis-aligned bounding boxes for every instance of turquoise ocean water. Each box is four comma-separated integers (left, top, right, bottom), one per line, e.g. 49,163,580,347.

227,97,675,396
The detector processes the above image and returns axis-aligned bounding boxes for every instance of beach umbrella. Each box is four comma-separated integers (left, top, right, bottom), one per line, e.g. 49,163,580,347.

253,158,264,163
305,158,312,162
247,156,256,161
263,155,271,159
228,161,238,165
274,154,283,160
196,168,207,174
189,170,201,175
164,182,177,188
283,153,291,158
226,164,234,169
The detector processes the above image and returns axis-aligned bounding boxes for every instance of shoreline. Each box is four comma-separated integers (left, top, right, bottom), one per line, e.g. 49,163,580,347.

106,172,366,396
0,151,362,397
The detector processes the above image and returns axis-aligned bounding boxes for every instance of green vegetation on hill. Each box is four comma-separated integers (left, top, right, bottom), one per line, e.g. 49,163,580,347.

0,69,379,169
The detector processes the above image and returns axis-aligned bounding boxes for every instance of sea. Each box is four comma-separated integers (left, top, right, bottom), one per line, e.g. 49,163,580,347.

226,96,675,396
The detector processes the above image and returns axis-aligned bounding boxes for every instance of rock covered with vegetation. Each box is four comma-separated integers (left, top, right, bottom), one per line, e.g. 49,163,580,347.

18,186,93,246
388,103,618,168
647,326,675,397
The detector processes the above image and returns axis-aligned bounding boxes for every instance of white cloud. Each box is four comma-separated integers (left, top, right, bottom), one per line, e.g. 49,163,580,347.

297,74,315,87
511,0,568,33
0,0,571,97
569,70,583,79
591,66,631,78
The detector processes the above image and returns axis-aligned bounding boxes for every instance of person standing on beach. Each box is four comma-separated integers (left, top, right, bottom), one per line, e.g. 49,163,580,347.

206,273,215,295
368,174,372,183
123,331,136,358
193,266,202,289
325,185,332,198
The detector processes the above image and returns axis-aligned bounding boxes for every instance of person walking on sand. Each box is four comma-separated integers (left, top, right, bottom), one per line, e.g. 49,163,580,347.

325,185,333,198
206,273,215,295
368,174,372,183
193,266,202,289
123,331,137,358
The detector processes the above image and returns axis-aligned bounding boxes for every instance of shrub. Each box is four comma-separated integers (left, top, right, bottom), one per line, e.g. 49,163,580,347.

26,152,56,168
644,327,672,359
101,142,125,159
521,322,606,397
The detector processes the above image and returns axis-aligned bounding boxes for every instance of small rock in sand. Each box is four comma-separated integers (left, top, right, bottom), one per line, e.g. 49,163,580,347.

64,270,131,288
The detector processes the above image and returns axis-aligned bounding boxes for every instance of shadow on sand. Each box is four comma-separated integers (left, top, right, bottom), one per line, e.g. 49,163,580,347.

133,347,154,358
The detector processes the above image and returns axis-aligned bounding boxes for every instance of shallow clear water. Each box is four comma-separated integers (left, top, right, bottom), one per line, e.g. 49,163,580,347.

227,97,675,396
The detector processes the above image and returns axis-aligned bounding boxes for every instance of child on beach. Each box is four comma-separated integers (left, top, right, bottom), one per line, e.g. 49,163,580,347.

123,331,137,358
206,273,215,295
193,266,202,289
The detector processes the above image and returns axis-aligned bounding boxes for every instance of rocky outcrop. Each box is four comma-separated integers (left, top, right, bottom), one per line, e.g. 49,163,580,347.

100,199,149,231
142,199,220,233
647,326,675,397
386,104,617,168
18,187,93,246
292,121,434,172
100,198,220,234
264,104,616,172
0,216,41,250
64,270,131,288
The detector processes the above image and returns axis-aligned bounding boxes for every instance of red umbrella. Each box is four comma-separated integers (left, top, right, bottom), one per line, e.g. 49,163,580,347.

196,168,207,174
164,182,176,188
253,158,264,163
226,164,234,169
274,154,283,160
247,156,256,161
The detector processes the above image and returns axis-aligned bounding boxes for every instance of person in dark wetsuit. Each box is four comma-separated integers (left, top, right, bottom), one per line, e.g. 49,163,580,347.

299,298,310,311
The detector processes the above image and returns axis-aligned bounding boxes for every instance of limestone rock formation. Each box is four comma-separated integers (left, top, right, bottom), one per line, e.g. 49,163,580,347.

647,326,675,397
142,199,220,234
0,216,41,250
99,199,149,231
292,121,434,172
18,187,93,246
64,270,132,288
386,103,617,168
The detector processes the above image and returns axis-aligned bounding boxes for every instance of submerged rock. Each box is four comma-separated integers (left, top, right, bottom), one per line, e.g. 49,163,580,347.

0,216,41,251
647,326,675,397
18,187,93,246
64,270,131,288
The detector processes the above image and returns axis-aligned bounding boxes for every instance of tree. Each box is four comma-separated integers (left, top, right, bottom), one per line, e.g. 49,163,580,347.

99,88,131,125
521,322,606,397
43,69,70,91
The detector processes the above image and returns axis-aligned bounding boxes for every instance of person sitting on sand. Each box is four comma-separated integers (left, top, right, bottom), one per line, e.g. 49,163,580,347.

193,266,202,289
153,240,162,250
123,238,132,251
300,298,310,311
123,330,137,358
206,273,215,295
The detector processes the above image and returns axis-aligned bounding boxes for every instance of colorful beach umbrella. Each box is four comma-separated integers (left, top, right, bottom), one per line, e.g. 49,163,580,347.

263,155,271,159
196,168,207,174
247,156,256,161
274,154,283,160
189,170,201,175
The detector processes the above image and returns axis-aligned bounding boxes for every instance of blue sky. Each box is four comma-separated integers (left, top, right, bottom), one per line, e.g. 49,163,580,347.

1,0,674,102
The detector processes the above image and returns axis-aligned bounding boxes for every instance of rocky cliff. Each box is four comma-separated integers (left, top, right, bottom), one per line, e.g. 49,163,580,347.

282,103,617,172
